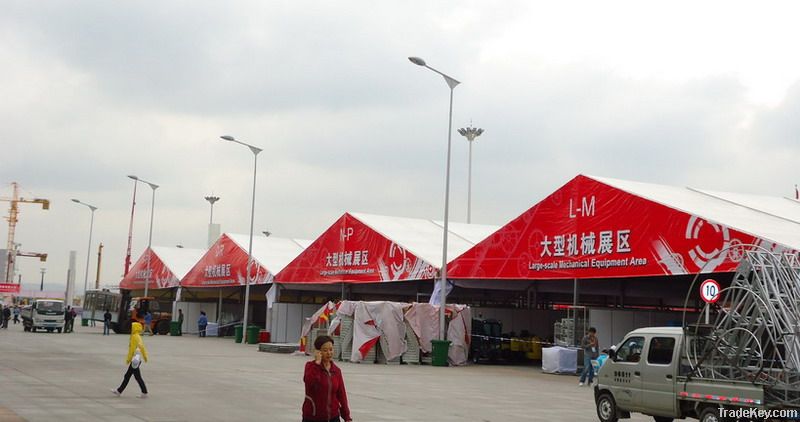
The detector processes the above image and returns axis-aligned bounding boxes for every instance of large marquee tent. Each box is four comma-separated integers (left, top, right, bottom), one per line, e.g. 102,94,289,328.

119,246,205,291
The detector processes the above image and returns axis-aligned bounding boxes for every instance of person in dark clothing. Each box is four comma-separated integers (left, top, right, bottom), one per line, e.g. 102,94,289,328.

302,335,352,422
64,306,74,333
579,327,599,386
2,306,10,329
177,309,184,336
198,311,207,337
103,309,112,336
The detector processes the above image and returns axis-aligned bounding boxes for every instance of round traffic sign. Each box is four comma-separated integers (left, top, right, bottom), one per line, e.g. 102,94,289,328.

699,279,721,304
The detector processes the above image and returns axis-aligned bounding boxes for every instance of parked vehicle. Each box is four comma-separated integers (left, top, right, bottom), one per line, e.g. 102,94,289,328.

21,299,65,333
594,251,800,421
469,318,503,363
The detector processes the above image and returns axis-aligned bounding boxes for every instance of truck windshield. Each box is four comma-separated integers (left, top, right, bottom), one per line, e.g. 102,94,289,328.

36,301,64,314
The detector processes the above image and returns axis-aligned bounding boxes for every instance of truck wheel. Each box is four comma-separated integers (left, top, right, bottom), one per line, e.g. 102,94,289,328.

157,319,170,335
57,328,62,333
32,327,36,333
698,407,721,422
596,392,619,422
653,417,673,422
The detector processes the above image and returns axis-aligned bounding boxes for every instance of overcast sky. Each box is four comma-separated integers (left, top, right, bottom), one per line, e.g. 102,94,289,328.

2,1,799,293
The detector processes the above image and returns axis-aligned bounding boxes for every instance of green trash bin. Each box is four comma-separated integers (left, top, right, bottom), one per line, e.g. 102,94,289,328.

431,340,451,367
247,325,259,344
170,321,181,336
234,325,244,343
81,318,88,327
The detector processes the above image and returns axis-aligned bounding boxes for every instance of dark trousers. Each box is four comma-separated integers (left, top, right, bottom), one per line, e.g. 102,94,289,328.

199,324,207,337
117,364,148,394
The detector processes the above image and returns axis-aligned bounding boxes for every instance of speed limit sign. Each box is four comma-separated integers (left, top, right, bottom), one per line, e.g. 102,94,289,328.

699,279,721,304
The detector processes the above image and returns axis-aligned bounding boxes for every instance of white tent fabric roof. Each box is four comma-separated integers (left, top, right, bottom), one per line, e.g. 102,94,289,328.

226,234,311,274
351,212,499,268
591,175,800,251
150,246,206,279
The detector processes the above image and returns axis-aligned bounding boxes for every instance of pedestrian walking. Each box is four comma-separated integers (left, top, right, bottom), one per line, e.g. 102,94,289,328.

111,322,149,398
579,327,599,386
302,335,352,422
103,309,112,336
198,311,207,337
13,306,20,324
143,311,154,336
2,306,10,329
177,309,184,336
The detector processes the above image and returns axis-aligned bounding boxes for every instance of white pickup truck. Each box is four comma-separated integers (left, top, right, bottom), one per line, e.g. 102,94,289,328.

21,299,65,333
594,326,798,422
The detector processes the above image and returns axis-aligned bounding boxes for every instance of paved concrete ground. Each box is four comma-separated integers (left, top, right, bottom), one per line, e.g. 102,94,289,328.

0,321,650,422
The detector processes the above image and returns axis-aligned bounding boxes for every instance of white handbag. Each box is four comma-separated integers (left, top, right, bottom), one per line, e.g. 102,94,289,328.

131,351,142,369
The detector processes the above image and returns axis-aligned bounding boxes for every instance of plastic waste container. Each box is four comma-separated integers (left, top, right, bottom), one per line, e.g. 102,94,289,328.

247,325,259,344
431,340,451,367
170,321,181,336
81,318,88,327
259,330,271,343
234,324,244,343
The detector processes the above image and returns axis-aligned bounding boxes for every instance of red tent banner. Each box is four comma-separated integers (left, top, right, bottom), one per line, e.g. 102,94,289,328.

276,213,437,284
181,234,270,287
119,248,180,290
448,175,778,280
0,283,21,294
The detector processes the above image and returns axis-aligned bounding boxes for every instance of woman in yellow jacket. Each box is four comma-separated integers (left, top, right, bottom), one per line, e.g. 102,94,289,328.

111,322,149,398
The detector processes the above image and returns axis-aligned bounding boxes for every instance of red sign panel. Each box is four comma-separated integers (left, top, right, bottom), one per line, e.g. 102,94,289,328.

119,248,180,290
0,283,21,294
448,175,787,280
181,234,271,287
276,213,437,284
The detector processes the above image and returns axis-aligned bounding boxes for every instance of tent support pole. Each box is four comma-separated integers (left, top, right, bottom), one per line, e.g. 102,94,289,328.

218,289,222,323
573,278,579,346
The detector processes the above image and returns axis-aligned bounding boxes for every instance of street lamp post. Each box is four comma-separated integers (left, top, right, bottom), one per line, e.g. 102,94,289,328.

409,56,460,340
205,195,220,224
71,199,98,298
220,135,262,345
40,267,46,291
457,125,484,224
128,176,159,298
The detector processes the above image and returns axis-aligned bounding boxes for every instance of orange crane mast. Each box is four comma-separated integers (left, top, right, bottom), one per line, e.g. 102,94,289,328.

1,182,50,283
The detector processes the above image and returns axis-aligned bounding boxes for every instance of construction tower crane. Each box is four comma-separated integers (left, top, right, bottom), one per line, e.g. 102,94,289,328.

1,182,50,283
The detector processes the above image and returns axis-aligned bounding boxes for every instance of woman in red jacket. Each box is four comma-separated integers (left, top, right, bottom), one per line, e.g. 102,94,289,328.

303,335,352,422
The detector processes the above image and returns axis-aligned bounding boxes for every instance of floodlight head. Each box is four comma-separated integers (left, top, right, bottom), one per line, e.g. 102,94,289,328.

408,57,426,66
262,231,271,237
204,195,220,204
71,199,80,203
220,135,235,142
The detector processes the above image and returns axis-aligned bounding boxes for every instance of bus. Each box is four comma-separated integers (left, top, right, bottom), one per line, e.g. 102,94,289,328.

82,289,122,328
83,289,171,334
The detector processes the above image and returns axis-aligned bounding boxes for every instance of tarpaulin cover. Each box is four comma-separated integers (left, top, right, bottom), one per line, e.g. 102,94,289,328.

449,175,791,280
542,346,578,374
277,213,438,284
404,303,471,366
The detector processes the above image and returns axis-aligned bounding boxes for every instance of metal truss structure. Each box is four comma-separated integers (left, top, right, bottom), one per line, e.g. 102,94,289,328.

687,250,800,408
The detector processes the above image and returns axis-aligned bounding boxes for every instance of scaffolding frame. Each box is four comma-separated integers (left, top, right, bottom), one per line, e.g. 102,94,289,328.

686,250,800,408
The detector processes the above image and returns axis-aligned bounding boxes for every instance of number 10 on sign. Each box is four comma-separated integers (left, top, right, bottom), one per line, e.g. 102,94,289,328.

700,279,721,324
